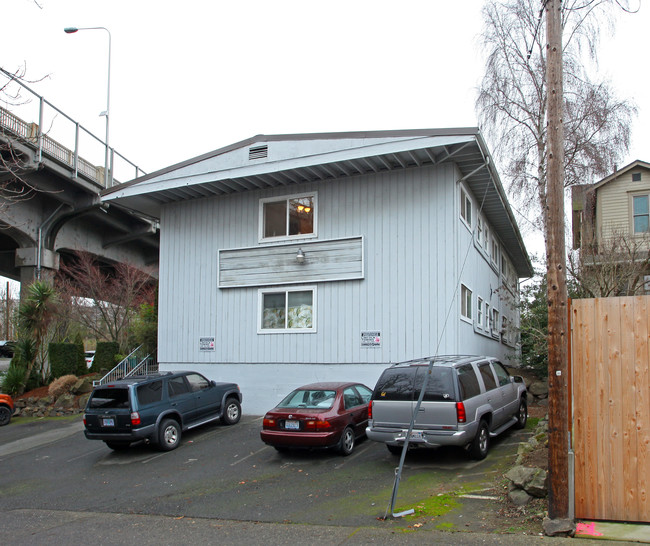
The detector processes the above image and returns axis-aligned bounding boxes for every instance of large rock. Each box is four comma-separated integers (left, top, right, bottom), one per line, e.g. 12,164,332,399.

71,378,93,395
54,393,75,409
508,488,532,506
529,381,549,397
543,517,575,537
505,465,548,497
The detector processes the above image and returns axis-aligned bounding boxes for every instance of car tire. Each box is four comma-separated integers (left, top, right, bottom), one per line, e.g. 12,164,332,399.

338,426,355,456
0,406,11,426
105,441,131,451
514,398,528,429
387,444,402,456
469,420,489,460
222,397,241,425
158,418,181,451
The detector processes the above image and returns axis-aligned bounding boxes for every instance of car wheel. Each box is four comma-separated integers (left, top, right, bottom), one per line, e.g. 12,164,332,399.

222,397,241,425
469,420,489,460
105,441,131,451
515,398,528,429
158,418,181,451
338,426,355,456
0,406,11,426
387,444,402,456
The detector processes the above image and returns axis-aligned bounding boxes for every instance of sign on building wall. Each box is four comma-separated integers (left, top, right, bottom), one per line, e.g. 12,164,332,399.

199,337,215,351
361,331,381,348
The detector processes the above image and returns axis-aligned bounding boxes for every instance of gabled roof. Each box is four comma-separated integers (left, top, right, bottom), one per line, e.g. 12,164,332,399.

591,159,650,191
103,128,533,277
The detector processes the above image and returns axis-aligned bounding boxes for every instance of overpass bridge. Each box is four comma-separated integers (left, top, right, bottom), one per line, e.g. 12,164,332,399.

0,69,159,297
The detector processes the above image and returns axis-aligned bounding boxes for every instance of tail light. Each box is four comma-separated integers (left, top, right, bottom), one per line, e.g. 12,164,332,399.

83,414,87,426
131,412,141,426
456,402,466,423
303,419,332,431
263,417,276,428
368,400,373,419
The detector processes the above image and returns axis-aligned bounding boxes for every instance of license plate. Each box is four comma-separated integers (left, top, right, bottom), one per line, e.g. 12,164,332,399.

409,431,423,440
102,418,115,427
285,420,300,430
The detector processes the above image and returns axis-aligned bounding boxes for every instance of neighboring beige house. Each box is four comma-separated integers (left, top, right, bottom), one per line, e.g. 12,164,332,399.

572,160,650,295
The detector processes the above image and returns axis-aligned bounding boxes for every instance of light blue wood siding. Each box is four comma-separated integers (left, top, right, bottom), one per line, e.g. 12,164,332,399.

157,162,511,368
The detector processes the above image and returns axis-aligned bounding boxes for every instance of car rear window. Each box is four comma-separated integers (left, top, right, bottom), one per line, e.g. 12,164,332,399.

136,380,163,406
414,367,456,402
278,389,336,409
457,364,481,399
88,388,130,409
373,368,416,401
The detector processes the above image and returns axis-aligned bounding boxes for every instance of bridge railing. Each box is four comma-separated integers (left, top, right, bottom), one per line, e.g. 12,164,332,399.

0,67,145,187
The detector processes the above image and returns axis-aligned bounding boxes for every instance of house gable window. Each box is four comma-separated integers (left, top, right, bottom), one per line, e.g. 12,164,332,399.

460,188,472,227
633,194,650,234
259,286,316,333
461,284,472,320
260,192,317,241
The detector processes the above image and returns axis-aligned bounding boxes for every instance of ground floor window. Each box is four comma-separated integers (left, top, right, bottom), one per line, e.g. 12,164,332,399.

259,286,316,332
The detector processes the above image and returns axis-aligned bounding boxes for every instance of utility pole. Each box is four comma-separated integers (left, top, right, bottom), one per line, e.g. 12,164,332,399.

545,0,570,521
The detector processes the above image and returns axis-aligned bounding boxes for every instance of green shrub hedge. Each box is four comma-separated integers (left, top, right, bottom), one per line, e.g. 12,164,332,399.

49,343,85,378
93,342,120,372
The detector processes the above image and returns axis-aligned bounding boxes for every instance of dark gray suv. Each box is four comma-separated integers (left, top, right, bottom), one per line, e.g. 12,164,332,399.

83,371,242,451
366,355,527,459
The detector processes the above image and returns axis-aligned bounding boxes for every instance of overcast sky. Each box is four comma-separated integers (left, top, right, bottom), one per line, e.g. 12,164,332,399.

2,0,648,289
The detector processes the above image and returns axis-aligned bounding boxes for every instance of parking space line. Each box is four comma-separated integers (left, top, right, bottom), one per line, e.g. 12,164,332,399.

66,447,106,463
333,443,372,469
230,446,269,466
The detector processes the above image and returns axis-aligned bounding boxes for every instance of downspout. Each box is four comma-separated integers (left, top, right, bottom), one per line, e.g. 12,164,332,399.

36,204,66,281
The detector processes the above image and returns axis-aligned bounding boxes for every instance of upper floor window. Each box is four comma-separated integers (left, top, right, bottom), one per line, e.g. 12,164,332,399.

260,192,317,241
461,284,472,320
460,188,472,227
633,194,649,234
477,297,484,328
476,217,483,244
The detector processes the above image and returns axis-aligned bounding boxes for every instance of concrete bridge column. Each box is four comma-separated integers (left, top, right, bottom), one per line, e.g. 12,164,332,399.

15,247,60,299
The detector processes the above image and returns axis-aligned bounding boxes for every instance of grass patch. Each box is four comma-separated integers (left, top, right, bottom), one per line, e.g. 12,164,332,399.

405,492,460,519
526,417,540,430
435,522,455,531
10,413,82,425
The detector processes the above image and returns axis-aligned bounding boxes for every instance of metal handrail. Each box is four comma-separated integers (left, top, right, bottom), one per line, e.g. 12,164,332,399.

93,345,158,386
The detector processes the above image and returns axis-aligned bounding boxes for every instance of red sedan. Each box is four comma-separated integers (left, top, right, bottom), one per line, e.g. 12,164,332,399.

260,381,373,455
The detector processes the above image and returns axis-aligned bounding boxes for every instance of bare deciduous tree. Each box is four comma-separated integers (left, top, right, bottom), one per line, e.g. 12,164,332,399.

476,0,637,254
55,251,156,352
569,228,650,297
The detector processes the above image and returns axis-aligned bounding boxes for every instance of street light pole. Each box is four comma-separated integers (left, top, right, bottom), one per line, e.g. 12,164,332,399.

64,26,112,188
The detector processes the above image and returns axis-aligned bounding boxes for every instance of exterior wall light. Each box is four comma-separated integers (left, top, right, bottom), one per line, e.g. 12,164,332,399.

296,248,306,264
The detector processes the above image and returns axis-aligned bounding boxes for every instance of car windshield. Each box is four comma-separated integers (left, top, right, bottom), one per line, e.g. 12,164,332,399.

88,388,130,409
278,389,336,409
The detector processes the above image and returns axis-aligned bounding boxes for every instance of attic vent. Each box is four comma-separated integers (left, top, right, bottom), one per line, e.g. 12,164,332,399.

249,145,268,160
632,172,642,182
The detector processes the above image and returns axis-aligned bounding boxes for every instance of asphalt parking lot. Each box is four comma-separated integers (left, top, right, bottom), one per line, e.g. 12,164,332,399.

0,413,630,544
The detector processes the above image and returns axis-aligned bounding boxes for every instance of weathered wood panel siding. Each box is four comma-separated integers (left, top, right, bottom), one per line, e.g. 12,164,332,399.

572,296,650,522
157,162,513,368
218,237,363,287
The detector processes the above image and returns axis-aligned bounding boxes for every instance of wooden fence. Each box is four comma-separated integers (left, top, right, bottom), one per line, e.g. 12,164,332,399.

571,296,650,522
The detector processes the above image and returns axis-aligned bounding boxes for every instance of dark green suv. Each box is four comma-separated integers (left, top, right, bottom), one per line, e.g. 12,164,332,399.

83,371,242,451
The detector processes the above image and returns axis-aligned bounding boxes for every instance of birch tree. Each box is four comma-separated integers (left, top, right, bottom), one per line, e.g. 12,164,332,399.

476,0,636,255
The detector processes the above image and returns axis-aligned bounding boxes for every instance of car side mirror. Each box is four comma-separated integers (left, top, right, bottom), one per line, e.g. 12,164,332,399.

211,380,217,387
512,376,524,383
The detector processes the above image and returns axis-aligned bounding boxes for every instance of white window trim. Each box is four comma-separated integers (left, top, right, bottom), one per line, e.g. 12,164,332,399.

258,191,318,243
460,187,472,229
460,284,472,322
257,285,318,334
